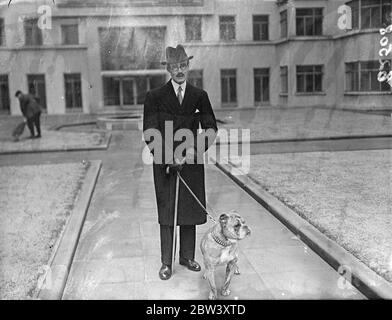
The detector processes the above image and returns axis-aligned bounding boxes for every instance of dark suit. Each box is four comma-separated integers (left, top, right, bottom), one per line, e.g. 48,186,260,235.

18,93,42,137
143,80,217,265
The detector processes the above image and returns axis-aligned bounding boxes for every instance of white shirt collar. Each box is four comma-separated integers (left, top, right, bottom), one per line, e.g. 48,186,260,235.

171,79,186,95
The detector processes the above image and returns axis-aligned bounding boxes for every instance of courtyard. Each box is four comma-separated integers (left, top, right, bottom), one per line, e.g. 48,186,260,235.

0,107,391,300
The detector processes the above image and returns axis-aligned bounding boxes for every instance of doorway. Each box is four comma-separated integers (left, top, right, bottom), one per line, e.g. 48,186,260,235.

103,74,166,108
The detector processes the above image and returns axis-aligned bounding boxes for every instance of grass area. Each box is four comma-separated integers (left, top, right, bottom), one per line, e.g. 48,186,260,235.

247,150,392,282
0,130,109,154
0,163,88,299
217,108,392,141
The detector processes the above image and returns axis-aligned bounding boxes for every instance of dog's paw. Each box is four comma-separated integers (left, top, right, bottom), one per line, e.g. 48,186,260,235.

221,288,231,296
208,292,218,300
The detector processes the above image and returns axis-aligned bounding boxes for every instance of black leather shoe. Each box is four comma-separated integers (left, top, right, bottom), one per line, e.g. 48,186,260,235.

179,258,201,272
159,264,172,280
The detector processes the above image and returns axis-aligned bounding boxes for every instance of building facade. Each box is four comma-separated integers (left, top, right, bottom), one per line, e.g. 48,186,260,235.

0,0,391,115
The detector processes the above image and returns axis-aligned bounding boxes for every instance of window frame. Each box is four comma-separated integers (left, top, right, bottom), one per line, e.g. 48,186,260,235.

219,15,236,41
254,68,270,104
280,66,289,94
253,15,269,41
296,65,324,93
24,18,43,46
220,69,237,106
0,74,10,113
280,10,288,38
296,8,323,36
185,15,202,42
27,74,47,108
0,18,4,46
345,60,392,92
102,75,166,107
346,0,392,30
61,24,79,45
187,69,203,89
64,73,83,109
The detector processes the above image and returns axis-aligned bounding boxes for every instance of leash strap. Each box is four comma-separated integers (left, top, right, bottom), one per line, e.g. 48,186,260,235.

177,172,217,223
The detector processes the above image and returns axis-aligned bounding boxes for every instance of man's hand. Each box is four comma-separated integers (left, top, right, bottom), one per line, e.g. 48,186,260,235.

166,158,185,175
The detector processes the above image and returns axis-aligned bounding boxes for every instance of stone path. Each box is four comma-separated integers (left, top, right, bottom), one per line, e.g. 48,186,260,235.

53,131,364,300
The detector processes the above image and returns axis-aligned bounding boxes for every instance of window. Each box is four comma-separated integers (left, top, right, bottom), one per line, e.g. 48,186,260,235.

62,24,79,45
221,69,237,105
185,15,202,41
296,65,323,93
254,68,269,103
219,16,236,41
345,62,360,91
296,8,323,36
103,77,120,106
347,0,392,30
188,70,203,88
253,15,269,41
27,74,46,108
280,10,288,38
346,61,391,92
64,73,82,109
24,18,42,46
99,26,166,70
0,75,10,112
102,75,165,106
280,66,288,94
0,18,4,46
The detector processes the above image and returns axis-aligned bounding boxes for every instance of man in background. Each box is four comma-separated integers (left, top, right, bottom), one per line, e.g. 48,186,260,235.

15,90,42,139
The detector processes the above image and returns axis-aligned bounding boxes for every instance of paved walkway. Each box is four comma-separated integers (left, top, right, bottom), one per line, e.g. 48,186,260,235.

50,131,364,300
0,129,366,299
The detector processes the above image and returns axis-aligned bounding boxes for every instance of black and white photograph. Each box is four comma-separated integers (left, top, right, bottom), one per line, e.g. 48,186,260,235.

0,0,391,306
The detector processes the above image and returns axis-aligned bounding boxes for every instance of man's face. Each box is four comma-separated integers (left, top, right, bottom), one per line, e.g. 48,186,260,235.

168,60,189,84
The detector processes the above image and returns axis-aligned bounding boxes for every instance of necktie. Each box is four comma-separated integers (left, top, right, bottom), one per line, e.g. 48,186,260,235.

177,86,183,105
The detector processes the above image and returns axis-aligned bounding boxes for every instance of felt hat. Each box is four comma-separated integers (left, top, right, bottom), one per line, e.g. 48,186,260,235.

161,44,193,65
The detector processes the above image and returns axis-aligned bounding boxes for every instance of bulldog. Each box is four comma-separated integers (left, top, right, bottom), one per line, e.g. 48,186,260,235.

200,211,251,300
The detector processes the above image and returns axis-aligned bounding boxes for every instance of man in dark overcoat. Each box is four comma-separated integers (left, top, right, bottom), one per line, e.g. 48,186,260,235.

15,90,42,138
143,45,217,280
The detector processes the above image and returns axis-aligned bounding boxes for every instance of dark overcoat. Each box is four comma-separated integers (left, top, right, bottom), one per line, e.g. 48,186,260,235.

18,94,42,119
143,80,217,226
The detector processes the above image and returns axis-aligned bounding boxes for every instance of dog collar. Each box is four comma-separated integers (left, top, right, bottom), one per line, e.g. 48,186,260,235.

211,231,233,247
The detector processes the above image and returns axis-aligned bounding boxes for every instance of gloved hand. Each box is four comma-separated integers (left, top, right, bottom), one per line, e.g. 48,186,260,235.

165,158,185,175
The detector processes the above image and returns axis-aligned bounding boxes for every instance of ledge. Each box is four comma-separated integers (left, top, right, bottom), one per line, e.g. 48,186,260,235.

37,160,102,300
184,40,275,47
344,91,392,96
333,28,381,40
0,45,88,51
295,92,326,96
101,69,166,76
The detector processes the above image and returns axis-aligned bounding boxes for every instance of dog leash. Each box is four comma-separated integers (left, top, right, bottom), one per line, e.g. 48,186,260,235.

176,172,217,223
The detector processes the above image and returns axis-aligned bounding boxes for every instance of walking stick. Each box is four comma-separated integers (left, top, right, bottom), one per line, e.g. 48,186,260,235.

171,172,180,272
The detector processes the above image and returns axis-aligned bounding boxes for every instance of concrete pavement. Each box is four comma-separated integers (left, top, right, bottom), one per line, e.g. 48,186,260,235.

0,129,366,299
52,131,364,300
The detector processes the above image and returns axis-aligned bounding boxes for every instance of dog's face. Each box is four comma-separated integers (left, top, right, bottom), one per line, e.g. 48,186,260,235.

219,211,251,240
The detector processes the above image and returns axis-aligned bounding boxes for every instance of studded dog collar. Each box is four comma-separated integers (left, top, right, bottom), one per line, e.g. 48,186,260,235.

211,230,234,247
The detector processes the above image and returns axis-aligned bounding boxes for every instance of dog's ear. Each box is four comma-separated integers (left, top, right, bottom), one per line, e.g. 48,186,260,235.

219,213,229,225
